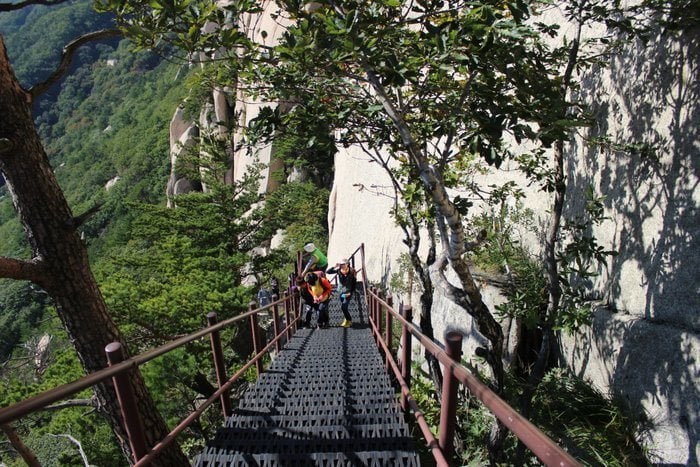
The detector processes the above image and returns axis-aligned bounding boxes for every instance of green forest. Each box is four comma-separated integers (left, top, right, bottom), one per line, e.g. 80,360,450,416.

1,0,696,465
0,2,331,464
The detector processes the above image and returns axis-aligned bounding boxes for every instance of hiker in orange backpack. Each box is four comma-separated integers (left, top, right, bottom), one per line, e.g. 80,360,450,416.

303,272,332,328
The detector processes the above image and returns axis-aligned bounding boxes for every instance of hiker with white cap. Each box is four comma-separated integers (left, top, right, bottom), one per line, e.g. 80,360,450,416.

300,242,328,277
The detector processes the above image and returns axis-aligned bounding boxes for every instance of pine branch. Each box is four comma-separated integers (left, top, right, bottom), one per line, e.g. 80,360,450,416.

29,29,122,101
0,257,45,283
45,398,97,411
70,203,103,229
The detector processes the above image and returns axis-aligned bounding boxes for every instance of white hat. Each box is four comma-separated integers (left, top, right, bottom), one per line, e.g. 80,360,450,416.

304,243,315,252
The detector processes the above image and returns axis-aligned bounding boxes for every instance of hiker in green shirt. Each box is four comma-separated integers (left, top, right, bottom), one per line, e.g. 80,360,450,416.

301,242,328,277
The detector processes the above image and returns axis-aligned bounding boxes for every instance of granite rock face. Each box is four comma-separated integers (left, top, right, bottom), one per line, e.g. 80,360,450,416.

166,106,200,207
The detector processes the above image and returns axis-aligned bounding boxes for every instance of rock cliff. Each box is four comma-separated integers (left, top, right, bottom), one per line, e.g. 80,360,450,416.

168,4,698,464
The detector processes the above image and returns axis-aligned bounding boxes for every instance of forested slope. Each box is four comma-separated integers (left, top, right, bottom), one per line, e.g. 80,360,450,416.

0,3,191,463
2,1,693,465
0,1,184,355
0,3,329,463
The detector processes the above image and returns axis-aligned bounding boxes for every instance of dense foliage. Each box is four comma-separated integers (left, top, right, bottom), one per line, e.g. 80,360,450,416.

0,2,185,358
0,2,114,89
0,319,125,466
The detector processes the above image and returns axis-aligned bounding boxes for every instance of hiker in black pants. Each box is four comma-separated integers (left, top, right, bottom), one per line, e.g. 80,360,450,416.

295,275,315,327
326,259,357,328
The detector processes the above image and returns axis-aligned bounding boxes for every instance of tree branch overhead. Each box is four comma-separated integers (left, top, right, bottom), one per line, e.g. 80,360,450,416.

28,29,122,101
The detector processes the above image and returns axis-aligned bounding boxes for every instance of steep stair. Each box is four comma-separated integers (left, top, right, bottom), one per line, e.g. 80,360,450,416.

195,291,420,466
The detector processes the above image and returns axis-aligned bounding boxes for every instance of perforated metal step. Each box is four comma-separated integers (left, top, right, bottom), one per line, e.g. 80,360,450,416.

194,290,420,466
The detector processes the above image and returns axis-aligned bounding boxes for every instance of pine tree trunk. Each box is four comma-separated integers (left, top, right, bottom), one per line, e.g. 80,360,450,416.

0,38,188,466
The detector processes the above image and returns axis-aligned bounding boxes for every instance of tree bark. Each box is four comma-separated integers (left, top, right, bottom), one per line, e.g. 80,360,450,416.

412,216,444,393
362,62,505,390
359,139,445,392
0,37,188,466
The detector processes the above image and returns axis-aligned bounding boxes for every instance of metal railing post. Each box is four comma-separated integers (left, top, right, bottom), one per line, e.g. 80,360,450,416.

249,301,263,376
292,284,300,332
386,295,394,369
372,287,382,330
368,287,374,330
400,304,413,412
439,331,463,461
377,290,383,334
207,313,231,417
372,287,382,345
284,290,292,341
360,243,365,270
105,342,148,462
272,295,281,353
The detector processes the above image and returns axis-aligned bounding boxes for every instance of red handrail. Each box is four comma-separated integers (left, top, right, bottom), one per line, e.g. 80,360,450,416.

0,292,298,465
358,240,581,466
1,244,580,467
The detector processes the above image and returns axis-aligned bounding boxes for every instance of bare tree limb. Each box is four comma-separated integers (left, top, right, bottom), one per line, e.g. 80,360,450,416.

0,256,45,283
28,29,123,101
48,433,91,467
471,270,512,290
70,203,103,229
45,398,97,412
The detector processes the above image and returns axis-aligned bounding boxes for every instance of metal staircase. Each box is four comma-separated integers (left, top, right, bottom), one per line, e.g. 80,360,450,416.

194,291,420,466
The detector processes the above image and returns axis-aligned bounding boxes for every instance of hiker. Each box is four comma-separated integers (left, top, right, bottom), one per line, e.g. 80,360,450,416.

301,242,328,277
270,277,280,299
257,285,272,308
295,275,315,327
303,271,332,328
326,259,357,328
